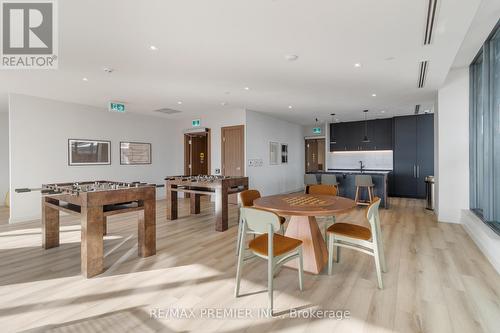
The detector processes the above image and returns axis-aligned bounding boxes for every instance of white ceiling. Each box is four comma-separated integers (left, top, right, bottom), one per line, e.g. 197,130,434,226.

0,0,491,124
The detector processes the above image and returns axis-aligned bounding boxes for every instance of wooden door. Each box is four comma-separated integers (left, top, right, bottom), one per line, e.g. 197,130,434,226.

184,131,210,176
190,135,208,175
317,139,325,171
221,125,244,204
221,125,244,177
305,139,319,172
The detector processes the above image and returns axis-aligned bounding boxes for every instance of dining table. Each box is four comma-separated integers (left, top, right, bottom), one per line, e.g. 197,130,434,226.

253,193,356,274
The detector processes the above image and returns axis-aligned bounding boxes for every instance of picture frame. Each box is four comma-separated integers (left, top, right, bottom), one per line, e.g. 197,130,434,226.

269,142,280,165
68,139,111,166
281,144,288,164
120,142,152,165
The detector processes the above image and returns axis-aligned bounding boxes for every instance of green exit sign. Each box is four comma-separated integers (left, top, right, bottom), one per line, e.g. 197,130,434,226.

109,102,126,113
192,119,201,127
313,127,322,134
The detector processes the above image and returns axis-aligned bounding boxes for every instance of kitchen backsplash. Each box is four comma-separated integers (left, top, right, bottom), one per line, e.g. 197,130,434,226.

328,151,393,170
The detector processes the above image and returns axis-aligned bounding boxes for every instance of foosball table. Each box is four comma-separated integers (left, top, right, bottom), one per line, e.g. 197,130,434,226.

16,181,157,278
165,175,248,231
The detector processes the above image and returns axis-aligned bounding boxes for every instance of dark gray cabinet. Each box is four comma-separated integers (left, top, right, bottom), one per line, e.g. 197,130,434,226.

393,114,434,198
330,118,392,151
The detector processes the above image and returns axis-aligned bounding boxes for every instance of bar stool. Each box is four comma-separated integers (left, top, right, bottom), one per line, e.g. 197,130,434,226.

321,174,339,194
304,174,318,193
354,175,375,206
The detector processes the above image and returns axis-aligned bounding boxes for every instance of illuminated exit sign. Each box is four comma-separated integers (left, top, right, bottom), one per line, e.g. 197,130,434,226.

109,102,126,113
313,127,322,134
192,119,201,127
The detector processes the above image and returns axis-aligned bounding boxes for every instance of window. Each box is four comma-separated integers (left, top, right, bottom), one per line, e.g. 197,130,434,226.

470,21,500,235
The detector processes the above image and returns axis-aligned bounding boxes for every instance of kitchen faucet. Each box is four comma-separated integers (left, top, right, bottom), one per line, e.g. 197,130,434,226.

359,160,365,172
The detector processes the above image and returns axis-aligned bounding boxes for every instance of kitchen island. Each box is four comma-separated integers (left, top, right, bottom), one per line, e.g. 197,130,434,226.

307,169,391,208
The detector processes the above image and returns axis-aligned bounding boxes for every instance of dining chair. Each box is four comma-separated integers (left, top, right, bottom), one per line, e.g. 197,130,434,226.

304,174,318,193
308,184,338,242
326,197,387,288
236,190,286,257
235,207,304,314
320,174,340,194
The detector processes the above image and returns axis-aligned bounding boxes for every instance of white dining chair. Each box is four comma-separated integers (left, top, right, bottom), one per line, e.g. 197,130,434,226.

326,197,387,288
235,207,304,314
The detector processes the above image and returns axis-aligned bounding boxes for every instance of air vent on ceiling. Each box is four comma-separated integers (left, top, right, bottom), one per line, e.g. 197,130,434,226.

418,61,428,88
414,104,421,115
424,0,438,45
154,108,182,115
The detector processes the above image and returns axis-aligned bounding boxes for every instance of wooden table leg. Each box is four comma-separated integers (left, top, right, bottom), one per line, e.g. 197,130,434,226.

81,206,104,278
42,198,60,249
190,194,201,214
166,183,178,220
138,198,156,257
215,185,228,231
284,215,328,274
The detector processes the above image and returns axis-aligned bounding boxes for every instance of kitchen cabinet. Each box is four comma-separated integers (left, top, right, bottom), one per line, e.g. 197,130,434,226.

393,114,434,198
330,118,392,151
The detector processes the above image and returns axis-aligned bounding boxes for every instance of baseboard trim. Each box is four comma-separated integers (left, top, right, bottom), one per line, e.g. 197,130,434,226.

461,209,500,274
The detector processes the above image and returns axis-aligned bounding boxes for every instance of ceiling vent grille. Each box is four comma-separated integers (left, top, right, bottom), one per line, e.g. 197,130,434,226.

414,104,421,115
154,108,182,115
424,0,438,45
418,61,428,88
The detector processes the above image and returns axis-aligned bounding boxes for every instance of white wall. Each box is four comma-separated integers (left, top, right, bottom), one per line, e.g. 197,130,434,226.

174,109,246,175
0,112,9,206
246,110,304,195
9,94,181,223
436,68,470,223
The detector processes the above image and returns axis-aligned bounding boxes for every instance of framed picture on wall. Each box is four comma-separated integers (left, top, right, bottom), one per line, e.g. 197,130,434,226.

120,142,152,165
270,142,280,165
281,144,288,164
68,139,111,166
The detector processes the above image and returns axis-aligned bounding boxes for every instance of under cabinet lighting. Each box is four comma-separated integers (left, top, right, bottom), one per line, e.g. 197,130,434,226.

332,150,393,154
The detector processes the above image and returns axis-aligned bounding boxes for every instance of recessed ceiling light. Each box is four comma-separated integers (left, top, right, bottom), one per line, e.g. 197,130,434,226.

221,102,228,106
149,45,158,51
288,105,293,109
285,54,299,61
354,63,362,68
82,77,88,81
103,67,114,74
381,110,386,113
244,87,250,91
177,101,182,105
371,93,377,97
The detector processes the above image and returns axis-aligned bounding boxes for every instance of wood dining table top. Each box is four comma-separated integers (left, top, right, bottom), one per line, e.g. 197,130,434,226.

253,193,356,217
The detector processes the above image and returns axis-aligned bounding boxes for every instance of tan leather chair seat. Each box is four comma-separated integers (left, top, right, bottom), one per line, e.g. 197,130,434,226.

327,222,371,240
249,234,302,256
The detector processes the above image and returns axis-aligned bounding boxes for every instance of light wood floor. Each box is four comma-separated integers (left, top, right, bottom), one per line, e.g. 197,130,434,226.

0,197,498,333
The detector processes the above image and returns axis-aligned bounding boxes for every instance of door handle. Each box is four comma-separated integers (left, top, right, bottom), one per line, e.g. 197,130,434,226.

417,165,420,178
413,165,416,178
